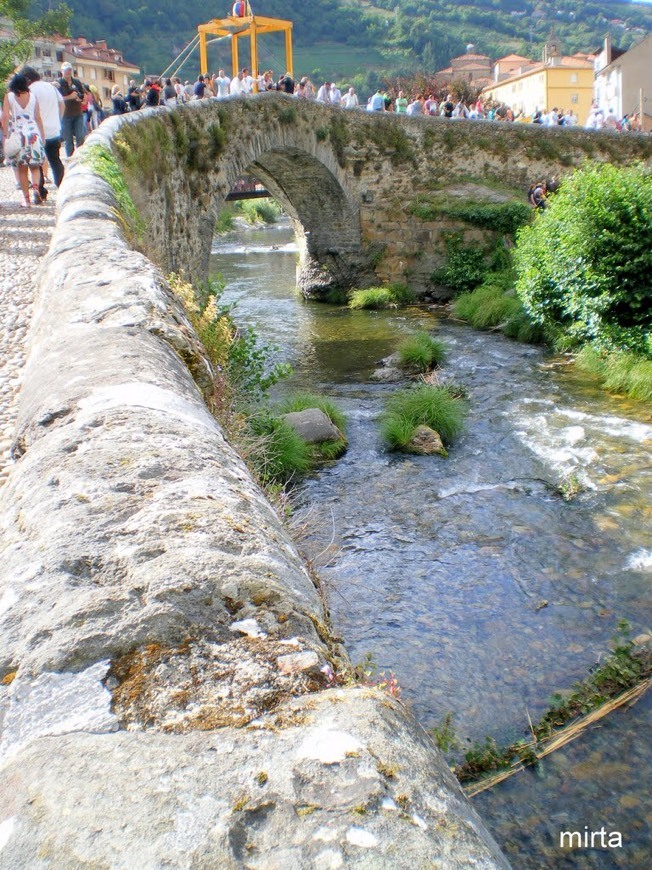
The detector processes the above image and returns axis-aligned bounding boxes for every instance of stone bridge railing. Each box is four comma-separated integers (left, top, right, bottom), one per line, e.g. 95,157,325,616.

0,115,511,865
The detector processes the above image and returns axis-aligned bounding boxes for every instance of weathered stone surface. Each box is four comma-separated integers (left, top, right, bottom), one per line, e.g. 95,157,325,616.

370,367,403,383
282,409,342,444
0,688,510,869
407,425,448,456
0,112,510,866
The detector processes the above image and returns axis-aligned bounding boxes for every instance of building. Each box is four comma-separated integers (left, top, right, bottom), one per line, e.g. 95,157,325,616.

0,24,139,101
492,53,535,82
60,37,140,103
434,50,492,89
481,30,595,123
594,34,652,130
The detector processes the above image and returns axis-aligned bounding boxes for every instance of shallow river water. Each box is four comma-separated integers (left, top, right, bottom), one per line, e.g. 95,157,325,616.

211,221,651,868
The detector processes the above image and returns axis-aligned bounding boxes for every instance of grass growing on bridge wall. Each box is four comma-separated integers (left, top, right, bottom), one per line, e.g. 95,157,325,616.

80,145,145,242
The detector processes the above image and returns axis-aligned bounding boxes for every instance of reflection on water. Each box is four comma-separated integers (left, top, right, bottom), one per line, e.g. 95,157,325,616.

211,220,652,868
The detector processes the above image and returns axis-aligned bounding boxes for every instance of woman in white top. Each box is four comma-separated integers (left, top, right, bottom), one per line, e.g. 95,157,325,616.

1,72,46,207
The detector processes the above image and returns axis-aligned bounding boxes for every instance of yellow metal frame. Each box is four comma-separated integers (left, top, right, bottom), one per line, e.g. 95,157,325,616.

198,15,293,87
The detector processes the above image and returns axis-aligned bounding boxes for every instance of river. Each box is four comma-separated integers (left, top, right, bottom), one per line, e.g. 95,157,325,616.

210,218,651,869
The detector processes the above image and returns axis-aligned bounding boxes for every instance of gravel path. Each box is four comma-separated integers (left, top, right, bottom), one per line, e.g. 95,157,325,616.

0,164,57,487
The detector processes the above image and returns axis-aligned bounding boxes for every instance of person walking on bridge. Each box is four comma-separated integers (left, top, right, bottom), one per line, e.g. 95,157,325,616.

21,66,64,195
58,62,85,157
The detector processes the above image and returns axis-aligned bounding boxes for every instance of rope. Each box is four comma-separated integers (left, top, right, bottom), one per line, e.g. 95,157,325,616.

159,34,200,79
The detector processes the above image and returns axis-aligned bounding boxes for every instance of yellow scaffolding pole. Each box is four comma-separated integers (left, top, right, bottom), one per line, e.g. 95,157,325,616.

197,15,293,80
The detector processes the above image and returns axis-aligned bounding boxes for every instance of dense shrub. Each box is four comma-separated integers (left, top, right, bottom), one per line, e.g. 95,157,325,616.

514,163,652,355
237,199,282,225
432,235,486,293
412,199,531,236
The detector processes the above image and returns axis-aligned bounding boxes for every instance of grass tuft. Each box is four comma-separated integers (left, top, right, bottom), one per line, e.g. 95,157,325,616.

349,283,414,310
246,413,311,484
278,392,346,433
278,392,348,461
381,384,466,450
397,332,446,372
576,347,652,403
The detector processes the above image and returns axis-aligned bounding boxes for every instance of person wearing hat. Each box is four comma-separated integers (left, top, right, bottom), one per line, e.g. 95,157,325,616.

58,61,86,157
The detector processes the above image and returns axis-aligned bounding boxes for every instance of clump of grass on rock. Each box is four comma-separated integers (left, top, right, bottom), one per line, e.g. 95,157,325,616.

278,392,348,460
349,283,414,310
246,413,311,484
398,332,446,372
381,384,466,452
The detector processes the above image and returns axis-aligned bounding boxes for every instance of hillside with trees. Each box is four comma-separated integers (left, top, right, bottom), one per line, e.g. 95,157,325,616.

27,0,652,87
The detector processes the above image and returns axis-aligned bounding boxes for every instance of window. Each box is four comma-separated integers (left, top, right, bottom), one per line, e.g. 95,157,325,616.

571,94,578,104
56,51,63,62
570,73,578,83
104,68,115,82
35,46,42,57
91,68,97,79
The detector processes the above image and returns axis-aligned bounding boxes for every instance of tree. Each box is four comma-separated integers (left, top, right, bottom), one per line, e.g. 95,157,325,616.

514,162,652,355
0,0,71,91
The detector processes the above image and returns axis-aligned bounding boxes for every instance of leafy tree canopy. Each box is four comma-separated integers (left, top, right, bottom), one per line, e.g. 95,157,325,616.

514,163,652,355
1,0,70,87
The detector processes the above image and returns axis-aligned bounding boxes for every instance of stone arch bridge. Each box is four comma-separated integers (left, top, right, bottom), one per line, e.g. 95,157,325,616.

111,92,651,296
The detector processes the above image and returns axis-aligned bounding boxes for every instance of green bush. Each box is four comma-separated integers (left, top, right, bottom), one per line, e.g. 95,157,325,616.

215,208,234,233
348,283,414,310
247,413,311,483
397,332,446,371
412,199,531,236
432,236,486,294
381,384,466,450
514,162,652,355
237,199,282,225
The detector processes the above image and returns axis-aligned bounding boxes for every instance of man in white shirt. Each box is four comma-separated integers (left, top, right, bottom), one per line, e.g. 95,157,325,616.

21,66,65,195
341,87,359,108
316,82,330,103
329,83,341,105
241,68,254,94
406,96,424,115
230,72,243,97
215,69,231,98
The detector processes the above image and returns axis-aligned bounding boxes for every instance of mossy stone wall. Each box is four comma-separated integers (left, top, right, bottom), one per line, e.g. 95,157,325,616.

107,93,652,297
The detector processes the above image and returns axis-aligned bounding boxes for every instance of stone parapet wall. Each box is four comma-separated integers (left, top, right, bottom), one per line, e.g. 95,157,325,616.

0,127,510,866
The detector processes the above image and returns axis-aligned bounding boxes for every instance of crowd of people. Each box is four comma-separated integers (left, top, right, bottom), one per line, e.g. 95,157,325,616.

0,61,110,207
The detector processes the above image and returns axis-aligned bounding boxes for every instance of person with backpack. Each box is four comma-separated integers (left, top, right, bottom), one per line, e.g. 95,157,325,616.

58,61,86,156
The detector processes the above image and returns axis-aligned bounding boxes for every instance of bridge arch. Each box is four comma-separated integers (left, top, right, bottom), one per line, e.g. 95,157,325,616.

105,93,652,299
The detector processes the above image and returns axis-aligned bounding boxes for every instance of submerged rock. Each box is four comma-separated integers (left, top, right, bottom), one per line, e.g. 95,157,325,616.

370,366,403,382
406,425,448,456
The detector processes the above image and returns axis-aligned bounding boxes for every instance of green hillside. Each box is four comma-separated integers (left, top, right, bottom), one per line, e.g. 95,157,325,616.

32,0,652,87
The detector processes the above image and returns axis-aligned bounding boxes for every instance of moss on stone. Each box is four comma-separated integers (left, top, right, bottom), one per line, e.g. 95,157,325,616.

80,144,145,242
